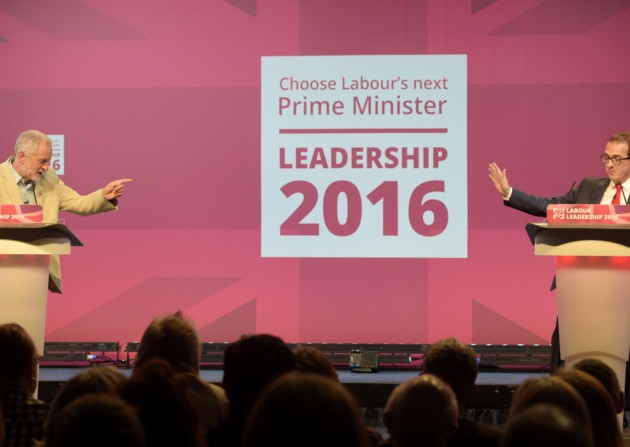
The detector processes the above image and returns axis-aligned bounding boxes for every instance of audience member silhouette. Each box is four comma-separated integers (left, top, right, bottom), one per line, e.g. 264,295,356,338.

118,357,206,447
422,337,501,447
134,311,201,373
243,371,370,447
0,402,5,447
133,311,228,430
500,403,593,447
42,366,126,447
15,324,616,447
380,374,459,447
294,346,339,380
0,323,49,447
44,393,146,447
503,376,599,447
572,357,625,414
557,367,624,447
505,376,591,434
210,333,296,447
293,346,383,447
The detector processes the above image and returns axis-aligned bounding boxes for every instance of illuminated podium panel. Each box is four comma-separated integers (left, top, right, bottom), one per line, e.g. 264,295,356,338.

0,224,82,356
527,220,630,426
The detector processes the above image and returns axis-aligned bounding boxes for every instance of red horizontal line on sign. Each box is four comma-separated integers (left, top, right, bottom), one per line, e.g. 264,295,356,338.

279,128,448,134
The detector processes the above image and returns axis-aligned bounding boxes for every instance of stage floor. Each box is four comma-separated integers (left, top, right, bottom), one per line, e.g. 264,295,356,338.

39,366,548,384
38,366,549,410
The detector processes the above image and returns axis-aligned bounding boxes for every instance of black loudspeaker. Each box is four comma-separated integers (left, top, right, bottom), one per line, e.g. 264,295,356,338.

349,349,379,373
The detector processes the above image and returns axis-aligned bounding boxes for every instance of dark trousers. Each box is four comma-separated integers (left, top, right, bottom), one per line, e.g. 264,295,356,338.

550,319,563,374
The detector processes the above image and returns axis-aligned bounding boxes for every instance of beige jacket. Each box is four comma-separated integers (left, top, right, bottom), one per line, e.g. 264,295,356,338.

0,157,117,292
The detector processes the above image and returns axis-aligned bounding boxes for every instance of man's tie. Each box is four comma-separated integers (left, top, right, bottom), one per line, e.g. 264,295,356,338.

613,184,622,204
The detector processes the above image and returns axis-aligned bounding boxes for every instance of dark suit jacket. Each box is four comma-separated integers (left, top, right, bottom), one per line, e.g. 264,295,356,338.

505,177,610,217
506,177,610,291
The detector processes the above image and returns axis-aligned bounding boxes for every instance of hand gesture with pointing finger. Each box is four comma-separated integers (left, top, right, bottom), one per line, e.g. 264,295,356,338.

102,179,133,201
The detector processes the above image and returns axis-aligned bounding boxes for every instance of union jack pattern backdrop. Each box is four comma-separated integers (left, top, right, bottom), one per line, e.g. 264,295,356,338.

1,0,629,346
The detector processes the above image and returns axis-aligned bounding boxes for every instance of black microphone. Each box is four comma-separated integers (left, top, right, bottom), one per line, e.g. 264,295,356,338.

622,185,628,204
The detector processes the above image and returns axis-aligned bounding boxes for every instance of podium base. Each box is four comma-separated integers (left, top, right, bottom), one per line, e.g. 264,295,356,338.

556,256,630,429
0,254,50,356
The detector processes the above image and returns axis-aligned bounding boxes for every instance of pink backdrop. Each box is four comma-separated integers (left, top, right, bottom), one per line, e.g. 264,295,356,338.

1,0,629,346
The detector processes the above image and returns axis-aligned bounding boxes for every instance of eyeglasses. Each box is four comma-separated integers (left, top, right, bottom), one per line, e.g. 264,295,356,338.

601,154,630,165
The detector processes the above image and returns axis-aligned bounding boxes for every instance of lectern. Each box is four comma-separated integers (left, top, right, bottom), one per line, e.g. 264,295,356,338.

527,222,630,423
0,224,82,357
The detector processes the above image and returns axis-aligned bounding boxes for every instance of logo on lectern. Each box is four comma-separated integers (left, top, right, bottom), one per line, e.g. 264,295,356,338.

551,207,565,220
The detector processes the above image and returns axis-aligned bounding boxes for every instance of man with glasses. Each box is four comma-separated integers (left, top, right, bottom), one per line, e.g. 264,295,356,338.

0,129,132,292
488,131,630,424
488,132,630,211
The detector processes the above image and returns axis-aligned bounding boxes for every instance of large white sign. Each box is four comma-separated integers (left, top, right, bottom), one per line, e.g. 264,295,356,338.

261,55,467,258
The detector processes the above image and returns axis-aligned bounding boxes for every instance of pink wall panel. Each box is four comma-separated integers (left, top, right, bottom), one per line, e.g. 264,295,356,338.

299,258,429,343
45,229,299,343
428,229,556,344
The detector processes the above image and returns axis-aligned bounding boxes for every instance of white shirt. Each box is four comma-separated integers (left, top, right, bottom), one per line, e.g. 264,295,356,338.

7,156,37,205
601,180,630,205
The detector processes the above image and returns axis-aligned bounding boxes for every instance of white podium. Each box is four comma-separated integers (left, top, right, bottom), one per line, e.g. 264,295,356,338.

527,223,630,423
0,224,82,356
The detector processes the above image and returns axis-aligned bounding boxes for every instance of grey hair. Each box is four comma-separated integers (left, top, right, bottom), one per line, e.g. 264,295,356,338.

14,130,51,156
